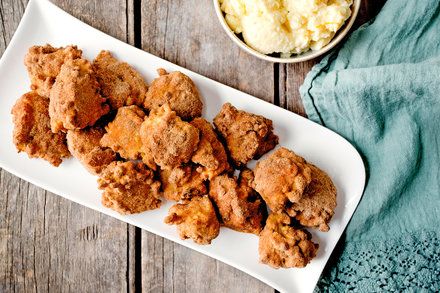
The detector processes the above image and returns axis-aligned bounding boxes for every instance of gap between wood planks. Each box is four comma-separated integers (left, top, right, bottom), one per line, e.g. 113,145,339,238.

129,1,143,293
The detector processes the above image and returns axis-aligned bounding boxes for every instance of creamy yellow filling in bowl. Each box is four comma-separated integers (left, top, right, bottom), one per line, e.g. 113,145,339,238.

214,0,361,63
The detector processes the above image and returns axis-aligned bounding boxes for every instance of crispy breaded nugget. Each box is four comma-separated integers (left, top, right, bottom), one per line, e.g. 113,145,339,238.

49,58,109,132
190,118,230,180
140,104,200,170
144,69,202,121
98,161,161,214
24,44,82,97
285,164,337,232
213,103,278,166
66,127,117,175
11,91,70,166
252,148,312,211
164,196,220,245
100,105,156,169
93,50,148,110
209,170,266,235
160,163,207,201
259,211,318,269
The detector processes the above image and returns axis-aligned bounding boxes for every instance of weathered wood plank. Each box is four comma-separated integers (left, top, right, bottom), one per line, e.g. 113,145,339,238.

280,61,318,117
1,170,132,292
141,0,274,102
53,0,129,43
0,0,135,292
140,0,274,292
0,0,27,54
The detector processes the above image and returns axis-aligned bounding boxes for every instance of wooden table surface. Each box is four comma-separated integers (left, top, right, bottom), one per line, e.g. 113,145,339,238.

0,0,385,292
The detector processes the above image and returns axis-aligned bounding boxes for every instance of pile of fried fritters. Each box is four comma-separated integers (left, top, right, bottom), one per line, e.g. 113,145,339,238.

11,44,337,270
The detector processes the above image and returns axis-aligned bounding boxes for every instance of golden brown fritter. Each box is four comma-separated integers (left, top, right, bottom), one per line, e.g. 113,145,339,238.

24,44,82,97
100,105,156,169
190,118,230,180
285,164,337,232
49,58,109,132
213,103,278,167
160,163,207,201
140,104,200,170
164,196,220,245
252,148,312,211
11,91,70,166
259,211,318,269
93,50,148,110
209,170,266,235
66,127,117,175
98,161,161,214
144,69,202,121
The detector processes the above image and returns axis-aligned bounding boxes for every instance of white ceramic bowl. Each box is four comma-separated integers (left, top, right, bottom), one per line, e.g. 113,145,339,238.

213,0,361,63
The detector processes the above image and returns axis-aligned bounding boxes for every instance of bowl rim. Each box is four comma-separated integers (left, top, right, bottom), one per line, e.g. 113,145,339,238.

213,0,361,63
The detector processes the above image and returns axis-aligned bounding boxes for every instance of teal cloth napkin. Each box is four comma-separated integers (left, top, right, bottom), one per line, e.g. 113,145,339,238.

299,0,440,291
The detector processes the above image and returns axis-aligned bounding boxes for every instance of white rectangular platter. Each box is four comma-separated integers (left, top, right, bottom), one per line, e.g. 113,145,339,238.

0,0,366,292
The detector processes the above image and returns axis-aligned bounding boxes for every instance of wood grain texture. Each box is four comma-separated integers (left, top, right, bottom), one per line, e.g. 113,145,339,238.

0,170,129,292
0,0,134,292
0,0,27,54
52,0,130,43
140,0,274,292
141,0,274,103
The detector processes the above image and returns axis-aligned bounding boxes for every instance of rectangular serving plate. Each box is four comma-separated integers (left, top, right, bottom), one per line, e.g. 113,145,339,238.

0,0,366,292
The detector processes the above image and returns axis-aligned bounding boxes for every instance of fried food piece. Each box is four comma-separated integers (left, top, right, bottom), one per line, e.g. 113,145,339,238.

144,69,202,121
11,91,70,166
100,105,156,169
49,58,109,132
164,196,220,245
98,161,161,214
140,104,200,170
190,118,230,180
66,127,117,175
213,103,278,166
160,163,207,201
252,148,312,211
259,211,318,269
285,164,337,232
24,44,82,97
209,170,266,235
93,50,148,110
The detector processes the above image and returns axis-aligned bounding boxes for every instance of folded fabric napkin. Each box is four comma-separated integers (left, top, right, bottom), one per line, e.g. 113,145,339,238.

300,0,440,291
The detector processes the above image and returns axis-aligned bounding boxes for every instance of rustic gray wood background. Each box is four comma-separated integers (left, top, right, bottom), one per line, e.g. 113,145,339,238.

0,0,385,292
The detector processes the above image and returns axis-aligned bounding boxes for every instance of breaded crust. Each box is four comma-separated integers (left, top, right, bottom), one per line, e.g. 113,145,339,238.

259,211,318,269
209,170,266,235
11,91,70,166
285,163,337,232
164,196,220,245
98,161,161,214
190,117,230,180
49,58,109,132
93,50,148,110
213,103,278,166
252,147,312,211
144,69,202,121
140,104,200,170
66,126,117,175
160,163,207,201
24,44,82,97
100,105,156,169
